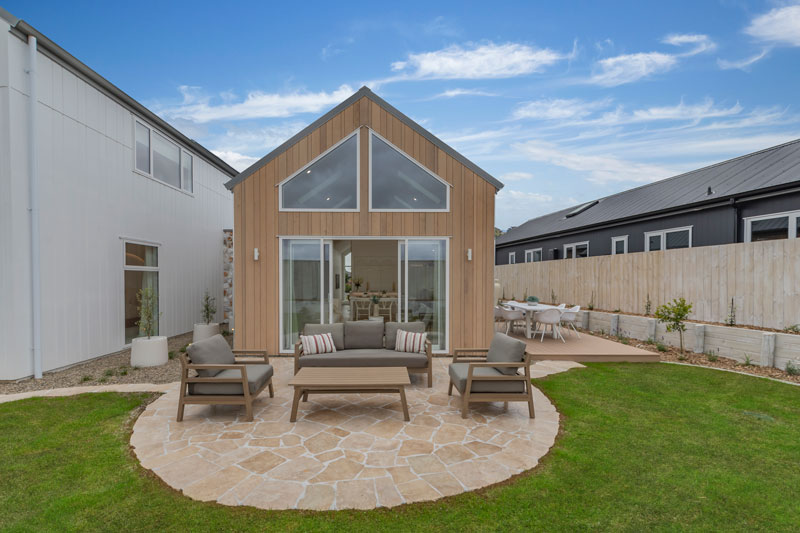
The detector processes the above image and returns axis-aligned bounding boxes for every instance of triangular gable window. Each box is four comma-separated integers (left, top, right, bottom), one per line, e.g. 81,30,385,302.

280,132,358,210
370,132,449,211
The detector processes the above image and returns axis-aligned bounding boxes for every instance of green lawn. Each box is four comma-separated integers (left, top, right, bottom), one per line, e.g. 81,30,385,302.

1,364,798,532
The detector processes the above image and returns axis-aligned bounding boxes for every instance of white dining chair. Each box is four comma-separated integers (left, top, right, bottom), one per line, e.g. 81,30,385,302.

532,308,565,343
501,307,526,335
560,305,581,338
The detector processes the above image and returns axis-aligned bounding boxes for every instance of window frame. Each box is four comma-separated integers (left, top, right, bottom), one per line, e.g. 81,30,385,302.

133,118,194,194
368,130,451,213
278,130,360,212
508,251,516,264
644,226,693,252
524,248,543,262
611,235,628,255
563,241,590,259
744,210,800,242
121,238,160,347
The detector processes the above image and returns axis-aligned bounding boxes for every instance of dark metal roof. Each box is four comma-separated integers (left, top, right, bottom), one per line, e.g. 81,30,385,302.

496,137,800,245
224,86,504,191
0,7,238,178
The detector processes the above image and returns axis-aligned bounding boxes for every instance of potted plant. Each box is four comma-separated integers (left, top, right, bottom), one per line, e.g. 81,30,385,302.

130,287,168,367
193,290,219,342
353,277,363,292
371,294,381,317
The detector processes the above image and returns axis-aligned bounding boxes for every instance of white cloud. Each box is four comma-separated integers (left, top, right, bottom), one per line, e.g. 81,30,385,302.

588,52,677,86
662,33,717,56
212,150,259,172
390,42,566,80
717,49,770,70
513,98,610,120
514,140,677,184
500,171,535,182
745,4,800,46
495,189,579,230
160,84,355,123
629,98,741,123
432,88,496,99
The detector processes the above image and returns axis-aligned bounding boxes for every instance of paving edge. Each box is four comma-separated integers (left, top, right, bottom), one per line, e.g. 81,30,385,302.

661,361,800,387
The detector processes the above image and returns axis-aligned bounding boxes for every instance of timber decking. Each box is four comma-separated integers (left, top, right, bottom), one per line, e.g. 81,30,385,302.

509,331,659,362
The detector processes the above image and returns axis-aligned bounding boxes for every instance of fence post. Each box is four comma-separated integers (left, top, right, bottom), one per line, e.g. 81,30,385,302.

646,318,657,341
694,325,705,354
581,310,590,330
610,314,619,337
760,333,776,367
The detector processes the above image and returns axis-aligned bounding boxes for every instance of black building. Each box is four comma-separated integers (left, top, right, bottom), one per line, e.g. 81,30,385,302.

495,139,800,265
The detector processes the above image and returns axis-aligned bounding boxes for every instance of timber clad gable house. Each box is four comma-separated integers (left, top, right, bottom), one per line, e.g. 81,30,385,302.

227,86,503,355
496,138,800,265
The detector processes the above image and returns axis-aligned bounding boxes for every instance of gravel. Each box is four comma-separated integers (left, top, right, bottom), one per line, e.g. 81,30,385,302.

0,332,209,395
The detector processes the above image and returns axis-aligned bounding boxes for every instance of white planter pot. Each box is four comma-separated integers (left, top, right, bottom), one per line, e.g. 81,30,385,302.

193,323,220,343
130,336,168,367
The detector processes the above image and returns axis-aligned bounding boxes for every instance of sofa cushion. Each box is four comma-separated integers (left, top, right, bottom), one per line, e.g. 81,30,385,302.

298,349,428,369
448,363,525,394
344,320,384,349
385,321,426,349
486,332,527,375
395,330,427,353
186,334,235,377
189,364,273,395
300,333,337,354
304,323,344,351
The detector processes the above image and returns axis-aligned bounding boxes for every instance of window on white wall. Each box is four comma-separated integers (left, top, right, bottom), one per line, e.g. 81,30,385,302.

123,242,159,344
524,248,542,262
280,132,359,210
508,252,516,264
134,119,194,192
745,210,800,242
564,242,589,259
645,227,692,251
612,236,628,255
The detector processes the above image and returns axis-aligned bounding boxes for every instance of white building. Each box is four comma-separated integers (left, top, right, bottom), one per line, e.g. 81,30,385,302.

0,9,235,380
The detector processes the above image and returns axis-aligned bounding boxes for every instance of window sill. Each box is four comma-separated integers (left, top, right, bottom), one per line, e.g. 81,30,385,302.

133,169,195,197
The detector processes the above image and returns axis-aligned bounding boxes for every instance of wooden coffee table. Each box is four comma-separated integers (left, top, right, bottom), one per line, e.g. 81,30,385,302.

288,367,411,422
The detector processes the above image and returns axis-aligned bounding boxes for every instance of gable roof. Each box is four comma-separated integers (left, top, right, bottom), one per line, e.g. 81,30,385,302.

496,137,800,246
0,7,237,178
224,86,503,191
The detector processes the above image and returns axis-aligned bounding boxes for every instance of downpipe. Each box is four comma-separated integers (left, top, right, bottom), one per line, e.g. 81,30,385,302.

26,35,42,379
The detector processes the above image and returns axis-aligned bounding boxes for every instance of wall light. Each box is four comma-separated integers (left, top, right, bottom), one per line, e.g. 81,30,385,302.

467,248,473,261
254,248,260,261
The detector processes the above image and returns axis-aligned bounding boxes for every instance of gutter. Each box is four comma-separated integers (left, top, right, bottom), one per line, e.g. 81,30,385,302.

5,15,237,178
26,35,42,379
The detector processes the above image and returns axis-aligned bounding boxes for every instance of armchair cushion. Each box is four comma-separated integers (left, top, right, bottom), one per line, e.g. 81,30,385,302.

486,332,527,375
304,323,344,351
448,363,525,394
298,350,428,369
344,320,384,349
188,364,274,395
385,321,426,349
187,334,235,377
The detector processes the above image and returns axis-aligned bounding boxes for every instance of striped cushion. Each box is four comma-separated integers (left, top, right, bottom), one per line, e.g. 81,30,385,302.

300,333,337,355
395,329,427,354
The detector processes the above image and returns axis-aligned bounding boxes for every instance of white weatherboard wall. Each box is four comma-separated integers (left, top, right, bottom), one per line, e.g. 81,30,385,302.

0,27,233,380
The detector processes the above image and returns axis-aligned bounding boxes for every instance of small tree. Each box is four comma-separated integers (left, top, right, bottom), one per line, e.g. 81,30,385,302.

550,289,557,305
725,298,736,326
645,293,652,316
136,287,159,339
201,290,217,325
655,297,693,354
587,291,595,310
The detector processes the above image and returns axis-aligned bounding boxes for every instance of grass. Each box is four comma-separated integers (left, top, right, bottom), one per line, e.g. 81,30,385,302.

1,364,799,532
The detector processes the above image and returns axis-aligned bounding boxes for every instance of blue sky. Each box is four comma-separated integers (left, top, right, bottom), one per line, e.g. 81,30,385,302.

6,0,800,229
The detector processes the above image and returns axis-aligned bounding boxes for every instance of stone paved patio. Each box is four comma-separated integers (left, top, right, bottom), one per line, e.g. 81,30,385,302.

131,357,582,510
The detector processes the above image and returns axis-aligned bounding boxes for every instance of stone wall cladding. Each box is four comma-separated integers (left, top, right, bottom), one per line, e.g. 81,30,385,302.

223,230,233,327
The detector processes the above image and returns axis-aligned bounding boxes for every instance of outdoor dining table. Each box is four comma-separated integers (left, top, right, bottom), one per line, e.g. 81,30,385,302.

503,301,561,339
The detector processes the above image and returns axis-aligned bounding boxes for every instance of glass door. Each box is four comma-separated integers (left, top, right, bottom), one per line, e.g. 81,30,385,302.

397,239,447,351
281,238,333,351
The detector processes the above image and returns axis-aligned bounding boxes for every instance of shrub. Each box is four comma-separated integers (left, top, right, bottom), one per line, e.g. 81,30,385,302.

613,308,621,313
645,293,652,316
655,298,693,354
104,369,114,377
644,337,655,345
786,360,800,376
119,368,128,376
201,290,217,325
587,291,595,310
179,344,188,353
656,342,668,352
743,354,753,366
725,298,736,327
618,336,630,345
551,290,557,305
706,351,719,362
784,324,800,334
168,351,175,360
81,375,92,383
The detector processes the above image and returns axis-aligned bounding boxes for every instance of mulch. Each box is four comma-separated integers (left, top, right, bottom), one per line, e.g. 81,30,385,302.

587,330,800,385
1,332,203,395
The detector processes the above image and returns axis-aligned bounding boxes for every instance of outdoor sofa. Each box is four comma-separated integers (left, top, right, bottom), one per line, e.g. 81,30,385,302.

294,321,433,387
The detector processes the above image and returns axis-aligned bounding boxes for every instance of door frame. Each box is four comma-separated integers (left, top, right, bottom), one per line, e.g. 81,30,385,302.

278,235,450,354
